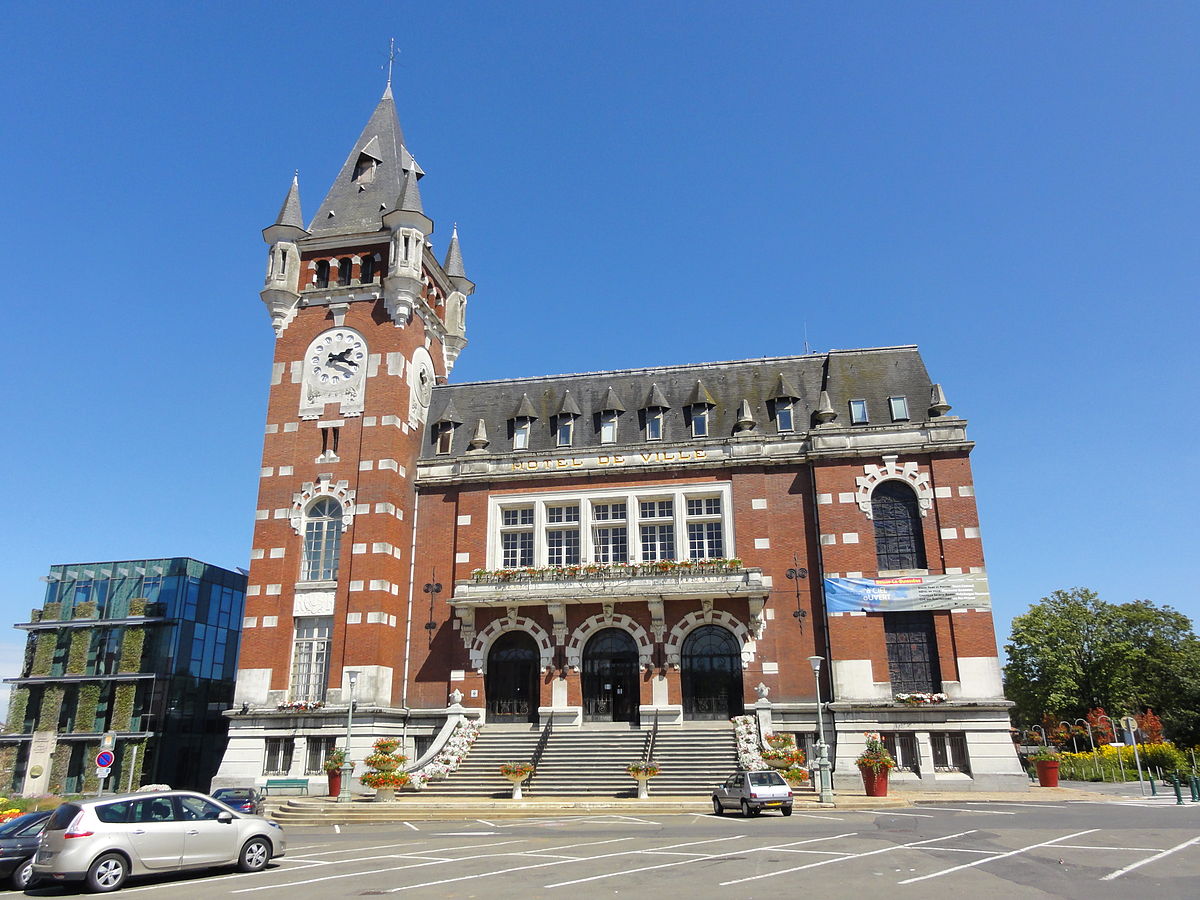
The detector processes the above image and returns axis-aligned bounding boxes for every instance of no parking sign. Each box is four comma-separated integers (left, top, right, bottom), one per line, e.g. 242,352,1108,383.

95,750,115,768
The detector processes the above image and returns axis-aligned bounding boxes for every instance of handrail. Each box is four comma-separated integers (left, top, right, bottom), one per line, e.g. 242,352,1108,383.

644,710,660,763
526,715,554,792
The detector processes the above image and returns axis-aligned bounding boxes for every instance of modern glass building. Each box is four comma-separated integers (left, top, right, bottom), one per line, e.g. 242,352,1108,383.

0,558,246,795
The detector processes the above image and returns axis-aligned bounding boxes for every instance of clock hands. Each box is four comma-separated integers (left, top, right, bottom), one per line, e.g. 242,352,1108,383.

327,348,358,368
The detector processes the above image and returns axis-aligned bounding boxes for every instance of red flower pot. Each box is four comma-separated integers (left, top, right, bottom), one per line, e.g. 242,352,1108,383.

1035,760,1060,787
859,765,890,797
327,771,342,797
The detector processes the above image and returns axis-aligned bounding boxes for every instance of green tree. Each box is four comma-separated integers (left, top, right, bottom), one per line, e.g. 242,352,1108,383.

1004,588,1200,745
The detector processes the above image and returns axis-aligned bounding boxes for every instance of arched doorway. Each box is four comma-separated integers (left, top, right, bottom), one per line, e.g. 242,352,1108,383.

485,631,540,724
582,628,640,724
681,625,744,721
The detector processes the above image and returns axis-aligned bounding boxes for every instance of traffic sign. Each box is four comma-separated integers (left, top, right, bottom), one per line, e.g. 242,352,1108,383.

95,750,115,768
95,766,111,779
100,732,116,751
1120,715,1139,733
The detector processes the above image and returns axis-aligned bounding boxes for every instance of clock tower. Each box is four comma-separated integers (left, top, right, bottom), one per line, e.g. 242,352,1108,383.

216,82,474,783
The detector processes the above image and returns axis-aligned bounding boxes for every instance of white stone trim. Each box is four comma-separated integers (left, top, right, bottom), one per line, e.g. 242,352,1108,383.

664,611,755,669
566,612,653,670
289,473,357,536
470,616,554,673
855,454,934,520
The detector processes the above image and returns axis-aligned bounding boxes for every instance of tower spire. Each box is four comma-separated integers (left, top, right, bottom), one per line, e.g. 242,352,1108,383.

383,38,397,99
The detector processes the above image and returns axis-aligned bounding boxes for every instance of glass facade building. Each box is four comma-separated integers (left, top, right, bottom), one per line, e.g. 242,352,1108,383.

0,558,246,795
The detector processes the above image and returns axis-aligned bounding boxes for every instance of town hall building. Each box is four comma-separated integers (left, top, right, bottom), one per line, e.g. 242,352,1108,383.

213,81,1023,792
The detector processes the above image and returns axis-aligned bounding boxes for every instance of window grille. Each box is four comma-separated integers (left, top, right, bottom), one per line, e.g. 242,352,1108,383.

884,612,941,693
290,617,332,702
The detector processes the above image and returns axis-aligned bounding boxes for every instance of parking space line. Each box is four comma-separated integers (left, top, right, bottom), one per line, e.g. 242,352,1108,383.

289,840,424,858
1100,834,1200,881
1056,844,1165,852
860,811,934,818
231,837,631,893
403,821,419,830
719,830,978,886
545,834,851,889
898,828,1099,884
915,806,1016,815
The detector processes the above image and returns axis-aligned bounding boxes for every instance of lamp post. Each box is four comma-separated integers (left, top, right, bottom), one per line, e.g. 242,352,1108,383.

807,655,834,804
1059,721,1078,754
1074,718,1100,779
339,670,359,803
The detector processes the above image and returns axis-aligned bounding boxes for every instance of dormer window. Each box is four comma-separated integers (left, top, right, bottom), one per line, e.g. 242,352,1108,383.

600,410,618,444
775,400,794,433
849,399,869,425
646,409,664,441
889,396,910,422
513,418,532,450
352,153,378,184
436,422,454,454
315,260,330,289
556,415,574,447
691,405,710,438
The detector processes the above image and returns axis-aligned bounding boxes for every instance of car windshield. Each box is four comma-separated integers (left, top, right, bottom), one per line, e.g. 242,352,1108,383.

748,772,787,787
0,812,47,837
215,790,252,800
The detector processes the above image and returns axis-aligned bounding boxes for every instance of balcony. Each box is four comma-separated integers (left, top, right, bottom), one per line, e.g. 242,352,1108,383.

451,560,767,607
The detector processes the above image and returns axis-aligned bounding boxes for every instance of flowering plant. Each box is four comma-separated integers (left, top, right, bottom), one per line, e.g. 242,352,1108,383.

782,766,810,786
894,692,948,706
731,715,768,770
471,559,745,583
1028,747,1061,762
0,800,21,824
626,762,661,777
407,720,480,790
360,770,411,789
855,732,896,773
360,737,408,792
322,748,351,773
277,700,324,711
500,762,534,779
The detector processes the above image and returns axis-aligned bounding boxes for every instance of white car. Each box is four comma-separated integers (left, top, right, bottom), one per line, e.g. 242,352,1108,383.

712,770,794,816
32,790,286,892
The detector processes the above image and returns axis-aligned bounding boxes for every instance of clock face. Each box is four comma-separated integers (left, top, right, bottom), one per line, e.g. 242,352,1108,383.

309,329,366,391
414,357,434,407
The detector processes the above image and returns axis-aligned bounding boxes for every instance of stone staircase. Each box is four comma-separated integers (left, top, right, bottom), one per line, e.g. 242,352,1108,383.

416,724,736,797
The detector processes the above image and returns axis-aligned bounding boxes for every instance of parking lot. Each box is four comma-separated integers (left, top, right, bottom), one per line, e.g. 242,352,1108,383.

23,796,1200,899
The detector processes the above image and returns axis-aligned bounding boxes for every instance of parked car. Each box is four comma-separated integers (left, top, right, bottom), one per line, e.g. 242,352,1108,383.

211,788,266,817
32,790,286,892
0,810,51,890
711,770,794,816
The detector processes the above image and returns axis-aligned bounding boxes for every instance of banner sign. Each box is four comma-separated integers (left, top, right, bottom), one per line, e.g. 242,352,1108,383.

824,573,991,613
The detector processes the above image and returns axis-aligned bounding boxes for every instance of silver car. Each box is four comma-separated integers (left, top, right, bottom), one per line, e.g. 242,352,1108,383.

32,790,286,892
711,770,794,816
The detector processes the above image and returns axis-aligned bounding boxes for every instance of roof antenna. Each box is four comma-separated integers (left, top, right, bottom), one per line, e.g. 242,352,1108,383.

384,38,397,92
803,320,811,355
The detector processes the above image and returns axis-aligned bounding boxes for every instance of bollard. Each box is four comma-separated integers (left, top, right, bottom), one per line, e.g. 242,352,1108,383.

1150,774,1158,796
1169,774,1183,805
1190,775,1200,803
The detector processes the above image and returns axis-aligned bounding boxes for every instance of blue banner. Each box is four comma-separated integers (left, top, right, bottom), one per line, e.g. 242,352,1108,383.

823,573,990,613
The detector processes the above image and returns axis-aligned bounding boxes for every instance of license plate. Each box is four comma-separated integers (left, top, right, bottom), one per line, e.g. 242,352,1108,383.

764,801,781,806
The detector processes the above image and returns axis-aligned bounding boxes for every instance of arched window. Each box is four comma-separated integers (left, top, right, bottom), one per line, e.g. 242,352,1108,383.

360,254,376,283
302,497,343,581
337,257,353,286
315,260,330,289
871,481,926,571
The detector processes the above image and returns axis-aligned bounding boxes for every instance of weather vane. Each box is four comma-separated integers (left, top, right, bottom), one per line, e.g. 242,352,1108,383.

384,38,398,89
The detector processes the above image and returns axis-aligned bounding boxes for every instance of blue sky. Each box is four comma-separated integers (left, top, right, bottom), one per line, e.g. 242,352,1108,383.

2,2,1197,706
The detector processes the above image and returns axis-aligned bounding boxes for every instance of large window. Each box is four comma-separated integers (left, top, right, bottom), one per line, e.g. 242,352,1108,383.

884,611,941,694
489,484,732,568
302,497,343,581
264,738,295,776
305,736,336,775
930,732,971,773
290,617,332,702
871,481,927,570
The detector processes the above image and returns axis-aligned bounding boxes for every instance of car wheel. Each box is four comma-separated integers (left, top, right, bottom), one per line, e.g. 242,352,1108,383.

11,857,34,891
741,799,753,818
781,805,793,817
238,836,272,873
86,852,128,893
712,796,724,816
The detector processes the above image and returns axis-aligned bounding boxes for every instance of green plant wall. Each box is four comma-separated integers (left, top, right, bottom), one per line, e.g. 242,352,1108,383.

81,742,100,793
119,628,146,672
112,683,135,732
37,686,65,732
5,688,29,733
119,739,145,790
48,743,70,794
31,632,56,676
74,683,101,733
67,630,90,675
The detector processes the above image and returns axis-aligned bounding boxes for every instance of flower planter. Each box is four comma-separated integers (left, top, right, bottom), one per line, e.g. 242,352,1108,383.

374,786,395,802
326,771,341,797
504,771,531,800
859,765,889,797
632,773,654,799
1034,760,1060,788
764,757,792,770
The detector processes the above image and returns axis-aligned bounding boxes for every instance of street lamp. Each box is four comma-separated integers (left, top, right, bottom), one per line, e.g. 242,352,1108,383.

1074,718,1100,779
1059,721,1079,754
340,670,359,803
807,655,834,804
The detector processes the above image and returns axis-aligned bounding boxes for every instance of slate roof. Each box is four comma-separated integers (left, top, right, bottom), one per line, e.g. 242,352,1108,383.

421,347,940,459
308,90,415,236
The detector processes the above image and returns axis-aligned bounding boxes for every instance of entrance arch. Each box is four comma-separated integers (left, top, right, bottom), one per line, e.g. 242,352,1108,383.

681,625,744,721
485,631,540,723
582,628,640,724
